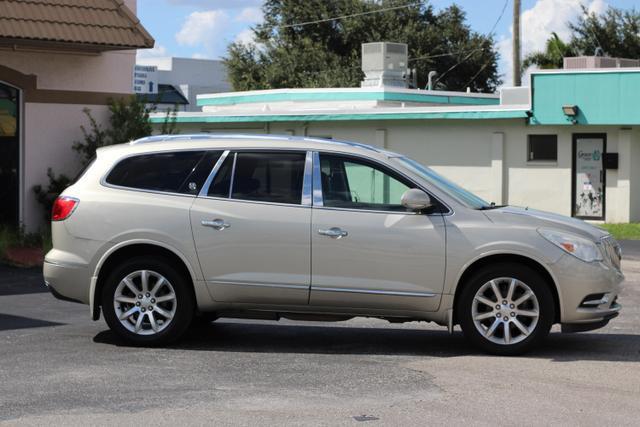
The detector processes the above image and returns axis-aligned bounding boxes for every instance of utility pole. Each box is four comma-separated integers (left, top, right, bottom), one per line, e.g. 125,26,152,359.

513,0,522,86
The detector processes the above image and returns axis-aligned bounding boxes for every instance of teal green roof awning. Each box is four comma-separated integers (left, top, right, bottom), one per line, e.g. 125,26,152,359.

197,90,500,107
149,109,528,124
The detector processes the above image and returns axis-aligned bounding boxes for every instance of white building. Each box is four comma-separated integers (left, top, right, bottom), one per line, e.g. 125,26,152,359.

150,43,640,224
135,57,231,112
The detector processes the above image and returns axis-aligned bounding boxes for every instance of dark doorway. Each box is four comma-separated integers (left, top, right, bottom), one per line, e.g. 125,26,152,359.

0,82,19,227
572,134,606,220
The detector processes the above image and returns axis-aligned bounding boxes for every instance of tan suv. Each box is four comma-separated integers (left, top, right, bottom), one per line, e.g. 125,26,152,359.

43,134,623,355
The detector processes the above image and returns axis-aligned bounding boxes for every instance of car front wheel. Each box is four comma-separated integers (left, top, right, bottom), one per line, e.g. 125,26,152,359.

458,263,554,356
102,257,194,346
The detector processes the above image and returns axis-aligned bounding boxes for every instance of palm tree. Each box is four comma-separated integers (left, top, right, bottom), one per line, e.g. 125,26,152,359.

523,32,573,70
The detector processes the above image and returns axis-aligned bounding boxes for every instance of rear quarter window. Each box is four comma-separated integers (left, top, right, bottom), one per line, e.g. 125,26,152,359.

105,151,220,194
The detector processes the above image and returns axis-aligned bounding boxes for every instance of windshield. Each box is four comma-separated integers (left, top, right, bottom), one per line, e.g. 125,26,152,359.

395,156,491,210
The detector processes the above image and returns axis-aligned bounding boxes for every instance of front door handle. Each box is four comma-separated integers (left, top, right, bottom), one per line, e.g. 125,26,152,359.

202,219,230,230
318,227,348,239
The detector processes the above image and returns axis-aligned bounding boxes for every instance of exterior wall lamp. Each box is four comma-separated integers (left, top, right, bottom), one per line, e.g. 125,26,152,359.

562,104,579,124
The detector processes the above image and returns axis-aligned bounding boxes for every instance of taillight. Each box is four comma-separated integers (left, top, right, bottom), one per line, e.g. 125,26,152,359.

52,196,79,221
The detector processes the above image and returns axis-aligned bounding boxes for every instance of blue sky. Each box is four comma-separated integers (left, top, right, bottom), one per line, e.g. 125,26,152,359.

137,0,637,84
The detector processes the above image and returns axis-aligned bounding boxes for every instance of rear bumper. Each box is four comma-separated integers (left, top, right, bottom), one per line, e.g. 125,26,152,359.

43,259,91,305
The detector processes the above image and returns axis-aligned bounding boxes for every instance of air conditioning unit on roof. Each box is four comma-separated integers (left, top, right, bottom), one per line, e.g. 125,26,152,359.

361,42,408,88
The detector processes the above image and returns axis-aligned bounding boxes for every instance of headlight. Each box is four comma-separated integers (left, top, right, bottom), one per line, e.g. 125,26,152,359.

538,228,603,263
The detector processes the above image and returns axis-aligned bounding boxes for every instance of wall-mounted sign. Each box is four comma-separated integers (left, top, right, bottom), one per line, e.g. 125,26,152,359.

573,136,605,219
133,65,159,94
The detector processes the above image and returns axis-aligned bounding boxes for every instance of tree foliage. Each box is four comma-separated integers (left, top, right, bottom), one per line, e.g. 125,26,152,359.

524,6,640,71
225,0,501,92
523,32,574,70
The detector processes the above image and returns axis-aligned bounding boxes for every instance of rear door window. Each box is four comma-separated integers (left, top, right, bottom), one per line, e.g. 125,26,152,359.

225,152,306,205
106,151,221,194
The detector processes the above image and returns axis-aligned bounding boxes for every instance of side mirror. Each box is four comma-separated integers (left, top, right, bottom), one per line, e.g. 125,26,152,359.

401,189,432,211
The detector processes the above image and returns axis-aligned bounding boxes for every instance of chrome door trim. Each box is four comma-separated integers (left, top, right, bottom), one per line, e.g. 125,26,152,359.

312,286,436,298
211,280,310,291
312,151,324,207
301,151,313,206
198,150,231,197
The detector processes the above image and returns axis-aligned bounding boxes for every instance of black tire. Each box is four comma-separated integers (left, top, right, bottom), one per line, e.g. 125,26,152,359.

457,263,554,356
102,256,194,346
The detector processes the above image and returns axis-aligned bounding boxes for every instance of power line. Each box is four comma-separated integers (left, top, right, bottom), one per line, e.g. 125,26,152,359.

281,1,423,28
434,0,509,89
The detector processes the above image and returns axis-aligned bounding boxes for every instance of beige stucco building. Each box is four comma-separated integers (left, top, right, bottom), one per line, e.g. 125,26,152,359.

0,0,152,230
151,69,640,224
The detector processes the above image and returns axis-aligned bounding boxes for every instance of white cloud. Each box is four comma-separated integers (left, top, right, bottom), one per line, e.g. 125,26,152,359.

136,44,169,59
235,6,262,23
234,28,256,46
191,52,210,59
176,10,229,46
168,0,261,9
499,0,609,87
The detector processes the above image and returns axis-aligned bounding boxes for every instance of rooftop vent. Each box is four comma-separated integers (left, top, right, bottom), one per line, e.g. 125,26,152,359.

361,42,408,88
563,56,640,69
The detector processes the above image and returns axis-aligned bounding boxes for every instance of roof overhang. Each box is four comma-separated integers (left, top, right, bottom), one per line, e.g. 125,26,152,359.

150,105,529,124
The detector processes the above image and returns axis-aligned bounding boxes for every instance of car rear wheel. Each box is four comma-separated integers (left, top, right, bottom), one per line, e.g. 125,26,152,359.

102,257,194,346
458,263,554,356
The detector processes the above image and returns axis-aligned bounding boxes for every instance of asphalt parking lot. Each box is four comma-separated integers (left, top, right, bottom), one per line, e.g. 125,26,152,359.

1,244,639,426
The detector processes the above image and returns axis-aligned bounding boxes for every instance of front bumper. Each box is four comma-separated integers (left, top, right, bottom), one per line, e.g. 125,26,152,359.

551,253,624,328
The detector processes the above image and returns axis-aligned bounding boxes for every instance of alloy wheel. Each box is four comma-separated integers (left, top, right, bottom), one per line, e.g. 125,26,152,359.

471,277,540,346
113,270,177,335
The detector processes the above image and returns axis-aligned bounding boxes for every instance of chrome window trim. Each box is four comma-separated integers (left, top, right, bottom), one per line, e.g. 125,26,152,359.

301,151,313,206
312,151,324,207
198,150,231,197
227,152,238,198
311,286,436,298
196,195,312,209
312,150,452,216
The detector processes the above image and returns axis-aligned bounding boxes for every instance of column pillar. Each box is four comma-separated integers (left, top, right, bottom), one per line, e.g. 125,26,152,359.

491,132,505,205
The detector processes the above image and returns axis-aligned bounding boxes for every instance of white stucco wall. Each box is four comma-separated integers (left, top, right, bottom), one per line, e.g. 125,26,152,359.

3,49,135,94
22,103,109,229
167,119,636,223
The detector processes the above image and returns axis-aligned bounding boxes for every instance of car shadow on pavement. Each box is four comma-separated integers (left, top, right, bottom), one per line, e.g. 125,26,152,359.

0,265,46,296
0,313,64,331
93,321,640,362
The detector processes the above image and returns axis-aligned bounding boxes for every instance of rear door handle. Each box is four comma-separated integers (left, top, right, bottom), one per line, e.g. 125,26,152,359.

202,219,230,230
318,227,348,239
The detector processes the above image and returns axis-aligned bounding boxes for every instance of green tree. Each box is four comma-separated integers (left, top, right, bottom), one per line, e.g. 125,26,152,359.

225,0,501,92
523,32,573,70
569,6,640,59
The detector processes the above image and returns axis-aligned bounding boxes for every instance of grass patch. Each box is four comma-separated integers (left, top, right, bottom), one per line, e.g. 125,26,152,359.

600,223,640,240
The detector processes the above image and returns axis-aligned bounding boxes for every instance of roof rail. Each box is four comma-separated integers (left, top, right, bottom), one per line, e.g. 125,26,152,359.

129,133,383,153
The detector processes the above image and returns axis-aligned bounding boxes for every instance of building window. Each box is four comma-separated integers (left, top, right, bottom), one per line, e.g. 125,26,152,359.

528,135,557,162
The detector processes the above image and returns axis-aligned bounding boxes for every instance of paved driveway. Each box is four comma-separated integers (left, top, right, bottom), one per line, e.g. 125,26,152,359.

1,244,639,426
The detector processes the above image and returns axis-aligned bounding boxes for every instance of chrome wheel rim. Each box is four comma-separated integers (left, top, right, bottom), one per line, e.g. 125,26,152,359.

471,277,540,346
113,270,177,336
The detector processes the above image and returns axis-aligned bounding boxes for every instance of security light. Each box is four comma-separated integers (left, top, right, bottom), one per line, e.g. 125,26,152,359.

562,105,578,117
